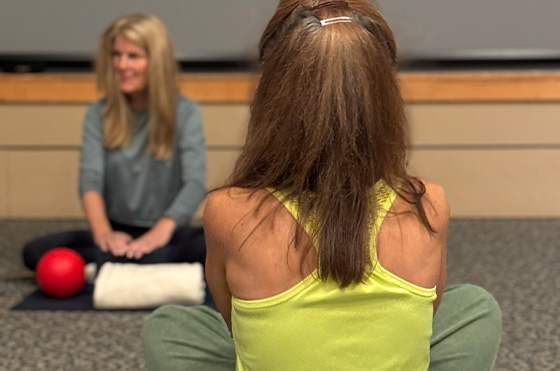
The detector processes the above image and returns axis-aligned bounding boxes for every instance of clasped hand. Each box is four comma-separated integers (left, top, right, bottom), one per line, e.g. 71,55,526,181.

95,217,177,260
95,225,173,260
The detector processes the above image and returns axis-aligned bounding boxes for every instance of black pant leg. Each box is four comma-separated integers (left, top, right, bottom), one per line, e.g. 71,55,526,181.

91,223,206,267
95,246,171,267
22,230,96,271
167,226,206,265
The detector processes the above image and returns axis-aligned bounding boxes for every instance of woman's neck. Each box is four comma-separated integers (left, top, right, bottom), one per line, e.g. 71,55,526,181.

127,89,149,111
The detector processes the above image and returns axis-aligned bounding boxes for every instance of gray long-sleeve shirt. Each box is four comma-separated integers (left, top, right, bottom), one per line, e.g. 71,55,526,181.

79,95,206,227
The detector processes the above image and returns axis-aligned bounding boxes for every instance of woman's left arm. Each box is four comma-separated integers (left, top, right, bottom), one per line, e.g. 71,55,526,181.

203,192,233,332
163,100,207,225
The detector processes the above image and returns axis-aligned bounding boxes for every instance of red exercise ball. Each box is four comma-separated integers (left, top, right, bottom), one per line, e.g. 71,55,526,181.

36,247,85,298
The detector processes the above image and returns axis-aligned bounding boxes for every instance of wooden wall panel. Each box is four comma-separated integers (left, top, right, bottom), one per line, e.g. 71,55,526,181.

1,101,560,218
4,147,242,221
193,149,241,221
0,103,249,148
400,71,560,102
407,103,560,146
3,72,560,103
0,73,258,104
408,149,560,217
7,151,83,218
0,105,85,146
0,151,8,217
0,104,246,220
200,105,249,147
206,150,242,190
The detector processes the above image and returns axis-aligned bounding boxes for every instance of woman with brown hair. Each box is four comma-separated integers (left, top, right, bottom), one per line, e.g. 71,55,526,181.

142,1,501,370
23,14,206,271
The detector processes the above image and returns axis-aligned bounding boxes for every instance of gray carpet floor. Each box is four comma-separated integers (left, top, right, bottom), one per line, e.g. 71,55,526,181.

1,219,559,370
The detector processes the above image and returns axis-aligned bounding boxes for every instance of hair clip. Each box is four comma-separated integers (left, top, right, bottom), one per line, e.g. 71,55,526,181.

320,16,353,27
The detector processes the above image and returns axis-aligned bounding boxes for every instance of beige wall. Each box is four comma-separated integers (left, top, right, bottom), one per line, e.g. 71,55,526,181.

406,103,560,217
1,102,559,219
0,103,248,220
0,150,8,216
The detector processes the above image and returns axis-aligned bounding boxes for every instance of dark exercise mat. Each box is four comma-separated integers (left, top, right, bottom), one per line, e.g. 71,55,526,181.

12,284,216,311
12,284,95,311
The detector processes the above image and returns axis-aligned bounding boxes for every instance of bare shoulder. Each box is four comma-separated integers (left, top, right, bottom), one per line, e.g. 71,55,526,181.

204,188,250,230
203,187,275,245
203,188,241,224
377,179,448,289
204,187,271,219
388,179,449,230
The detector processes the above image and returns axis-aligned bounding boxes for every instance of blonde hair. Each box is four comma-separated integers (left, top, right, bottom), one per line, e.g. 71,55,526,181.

96,13,179,159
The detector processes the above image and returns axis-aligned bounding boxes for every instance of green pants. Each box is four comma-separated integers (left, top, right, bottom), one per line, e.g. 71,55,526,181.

142,284,502,371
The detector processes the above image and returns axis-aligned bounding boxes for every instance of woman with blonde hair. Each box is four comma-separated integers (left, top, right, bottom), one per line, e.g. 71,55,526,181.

23,14,206,270
142,1,501,370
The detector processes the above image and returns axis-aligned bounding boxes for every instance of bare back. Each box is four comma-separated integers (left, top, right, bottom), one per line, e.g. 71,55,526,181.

204,180,449,329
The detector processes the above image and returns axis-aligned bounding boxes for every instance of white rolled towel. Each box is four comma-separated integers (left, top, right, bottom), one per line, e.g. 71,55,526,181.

93,262,206,309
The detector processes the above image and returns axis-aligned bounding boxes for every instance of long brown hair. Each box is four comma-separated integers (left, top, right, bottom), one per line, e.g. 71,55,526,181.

225,0,433,287
96,14,179,159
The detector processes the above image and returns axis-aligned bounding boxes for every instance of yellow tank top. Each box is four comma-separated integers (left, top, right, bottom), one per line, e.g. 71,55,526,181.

231,180,436,371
